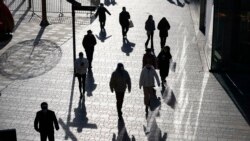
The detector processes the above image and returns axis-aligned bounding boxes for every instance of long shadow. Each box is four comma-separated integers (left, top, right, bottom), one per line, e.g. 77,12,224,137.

166,0,189,7
95,29,112,42
104,0,117,6
13,7,30,32
59,75,97,141
112,117,135,141
11,0,26,16
30,26,46,57
86,69,97,97
161,85,177,109
143,95,167,141
121,38,136,56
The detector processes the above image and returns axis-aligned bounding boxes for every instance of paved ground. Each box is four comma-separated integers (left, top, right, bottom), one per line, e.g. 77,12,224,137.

1,0,250,141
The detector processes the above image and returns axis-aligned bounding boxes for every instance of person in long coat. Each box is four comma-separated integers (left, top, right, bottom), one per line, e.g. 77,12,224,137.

157,17,170,48
95,3,111,31
119,7,130,38
157,46,172,86
145,15,155,50
82,30,97,69
110,63,131,119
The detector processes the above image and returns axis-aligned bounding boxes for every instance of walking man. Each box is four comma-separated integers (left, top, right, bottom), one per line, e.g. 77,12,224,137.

75,52,89,98
157,46,172,86
145,15,155,50
119,7,130,38
139,64,160,117
110,63,131,119
157,17,170,48
95,3,111,31
82,30,97,69
34,102,59,141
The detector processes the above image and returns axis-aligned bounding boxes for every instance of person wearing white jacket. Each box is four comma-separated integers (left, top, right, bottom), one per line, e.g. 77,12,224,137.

139,64,160,116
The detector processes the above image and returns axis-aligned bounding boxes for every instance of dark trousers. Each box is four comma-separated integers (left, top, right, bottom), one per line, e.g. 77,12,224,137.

115,91,125,116
159,68,169,82
100,20,106,30
76,73,86,95
160,36,167,48
40,132,54,141
121,25,129,37
85,48,94,68
145,31,154,49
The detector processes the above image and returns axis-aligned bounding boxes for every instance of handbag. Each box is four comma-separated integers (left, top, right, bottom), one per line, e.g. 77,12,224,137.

129,20,134,28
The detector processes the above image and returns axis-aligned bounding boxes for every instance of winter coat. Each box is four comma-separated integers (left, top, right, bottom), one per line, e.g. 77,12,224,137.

157,50,172,70
143,53,157,68
74,58,89,75
110,69,131,92
157,18,170,37
119,11,130,27
139,65,160,88
145,19,155,32
82,34,97,50
95,6,111,22
34,110,59,133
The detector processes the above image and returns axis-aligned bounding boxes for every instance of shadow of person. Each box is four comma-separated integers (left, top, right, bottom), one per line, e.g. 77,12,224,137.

86,69,97,97
162,86,177,109
144,118,167,141
167,0,185,7
121,38,136,56
110,0,117,5
112,117,135,141
149,89,161,113
104,0,111,6
72,98,88,132
95,29,112,42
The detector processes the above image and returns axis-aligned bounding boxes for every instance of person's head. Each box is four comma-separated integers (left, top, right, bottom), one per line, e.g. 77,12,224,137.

161,17,167,22
87,30,92,34
122,7,126,11
163,46,170,53
79,52,83,58
41,102,48,110
148,15,153,20
116,63,124,71
100,3,104,7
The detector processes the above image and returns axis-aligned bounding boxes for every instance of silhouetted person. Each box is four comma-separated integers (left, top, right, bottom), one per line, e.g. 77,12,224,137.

157,17,170,48
75,52,89,98
110,63,131,119
145,15,155,50
157,46,172,87
139,64,160,117
95,3,111,31
142,48,157,68
119,7,130,38
82,30,97,69
34,102,59,141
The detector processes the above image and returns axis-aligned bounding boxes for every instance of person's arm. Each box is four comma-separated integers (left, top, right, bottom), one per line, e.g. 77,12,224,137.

139,70,144,89
105,8,111,15
52,112,59,130
128,12,130,19
126,72,131,93
34,112,39,132
85,59,89,70
93,35,97,46
153,21,156,31
109,73,115,92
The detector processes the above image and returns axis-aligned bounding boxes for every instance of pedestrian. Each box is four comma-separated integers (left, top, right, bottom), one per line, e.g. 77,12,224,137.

34,102,59,141
157,17,170,48
142,48,157,68
119,7,130,38
82,30,97,69
95,3,111,31
110,63,131,119
74,52,89,98
139,64,160,117
145,15,155,50
157,46,172,87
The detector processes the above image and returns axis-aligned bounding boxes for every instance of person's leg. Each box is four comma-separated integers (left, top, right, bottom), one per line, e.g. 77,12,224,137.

47,132,55,141
145,33,150,49
76,74,82,97
162,36,167,47
143,87,150,115
115,92,124,118
40,132,47,141
102,20,106,29
121,26,125,37
81,74,86,96
150,31,154,50
125,26,129,36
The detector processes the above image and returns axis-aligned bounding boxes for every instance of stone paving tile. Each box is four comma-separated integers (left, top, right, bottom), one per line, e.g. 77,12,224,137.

1,0,250,141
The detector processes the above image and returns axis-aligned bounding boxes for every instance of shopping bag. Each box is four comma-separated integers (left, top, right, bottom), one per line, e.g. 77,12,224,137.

171,61,176,72
129,20,134,28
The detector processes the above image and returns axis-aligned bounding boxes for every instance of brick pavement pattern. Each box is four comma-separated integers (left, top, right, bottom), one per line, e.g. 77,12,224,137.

1,0,250,141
